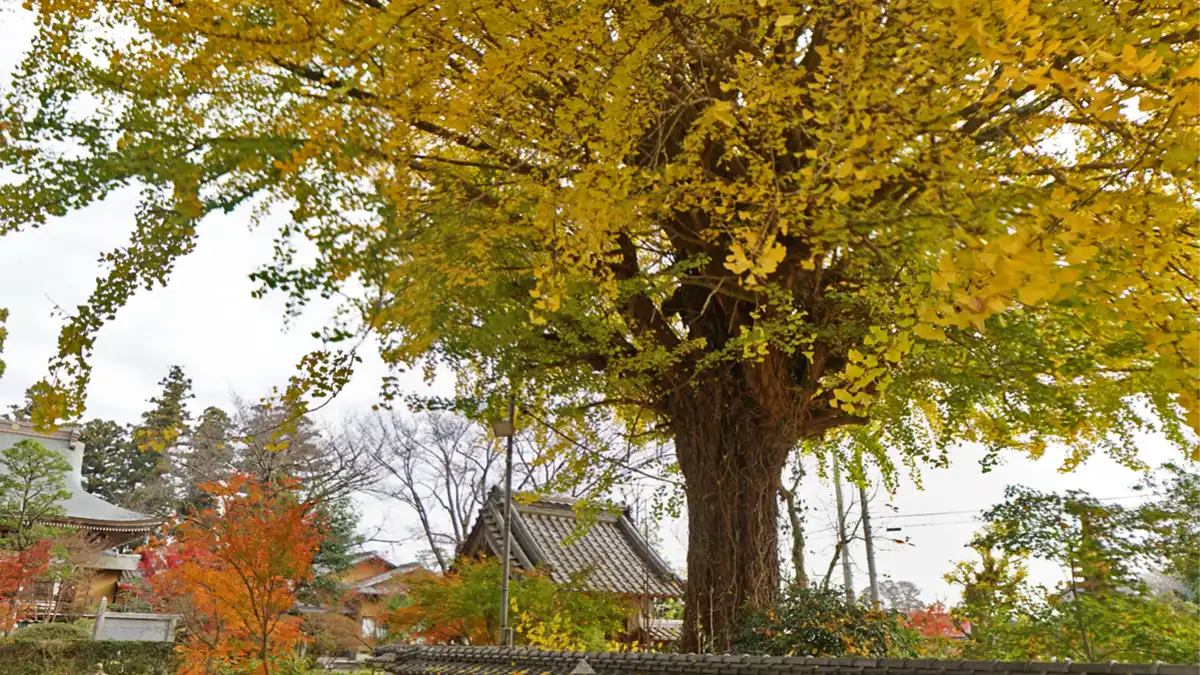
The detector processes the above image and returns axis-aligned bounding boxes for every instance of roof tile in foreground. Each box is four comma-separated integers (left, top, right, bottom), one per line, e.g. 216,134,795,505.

373,646,1200,675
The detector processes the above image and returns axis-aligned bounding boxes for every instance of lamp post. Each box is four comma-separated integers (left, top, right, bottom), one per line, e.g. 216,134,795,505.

491,397,516,647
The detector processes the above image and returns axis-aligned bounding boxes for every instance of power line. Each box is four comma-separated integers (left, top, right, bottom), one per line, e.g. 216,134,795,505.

885,508,983,520
880,493,1151,521
801,493,1154,539
885,520,979,530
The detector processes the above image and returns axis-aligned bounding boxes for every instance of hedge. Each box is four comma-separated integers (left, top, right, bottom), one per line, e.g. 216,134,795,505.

0,639,179,675
12,622,93,641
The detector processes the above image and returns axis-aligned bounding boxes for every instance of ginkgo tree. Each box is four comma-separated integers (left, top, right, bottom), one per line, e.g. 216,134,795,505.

1,0,1196,650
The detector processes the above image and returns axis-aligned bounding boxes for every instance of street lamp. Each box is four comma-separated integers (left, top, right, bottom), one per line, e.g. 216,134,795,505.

491,397,516,648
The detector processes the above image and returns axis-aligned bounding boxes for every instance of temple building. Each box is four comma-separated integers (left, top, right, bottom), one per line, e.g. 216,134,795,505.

0,419,163,607
459,487,683,643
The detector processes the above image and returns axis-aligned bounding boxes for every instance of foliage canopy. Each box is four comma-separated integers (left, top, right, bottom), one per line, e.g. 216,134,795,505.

945,470,1200,663
2,0,1196,648
0,440,71,551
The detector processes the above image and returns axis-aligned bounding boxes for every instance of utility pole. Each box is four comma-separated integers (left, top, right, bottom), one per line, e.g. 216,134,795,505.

859,482,880,606
831,453,854,602
493,397,517,647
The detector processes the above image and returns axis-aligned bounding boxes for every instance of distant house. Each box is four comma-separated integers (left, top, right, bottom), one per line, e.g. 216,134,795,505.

334,553,426,647
304,553,428,658
458,487,683,638
0,420,163,609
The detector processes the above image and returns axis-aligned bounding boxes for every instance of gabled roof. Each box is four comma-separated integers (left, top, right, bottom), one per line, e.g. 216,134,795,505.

315,551,397,578
345,552,397,570
374,646,1200,675
355,562,425,596
458,487,681,598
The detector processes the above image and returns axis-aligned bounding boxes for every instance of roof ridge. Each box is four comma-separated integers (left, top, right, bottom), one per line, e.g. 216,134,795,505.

460,487,682,598
0,417,81,435
355,563,424,589
374,645,1199,674
488,485,629,511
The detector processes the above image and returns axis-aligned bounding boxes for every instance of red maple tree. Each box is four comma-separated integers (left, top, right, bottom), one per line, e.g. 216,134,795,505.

140,474,321,675
903,602,966,657
0,539,53,633
905,602,966,638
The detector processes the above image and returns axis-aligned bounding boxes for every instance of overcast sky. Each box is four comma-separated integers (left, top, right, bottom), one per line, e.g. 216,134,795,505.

0,7,1187,604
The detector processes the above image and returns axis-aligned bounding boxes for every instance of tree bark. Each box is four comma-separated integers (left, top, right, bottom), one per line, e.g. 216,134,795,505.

671,361,796,653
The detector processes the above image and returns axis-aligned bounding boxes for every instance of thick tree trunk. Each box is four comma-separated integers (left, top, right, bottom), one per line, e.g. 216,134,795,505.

671,360,796,653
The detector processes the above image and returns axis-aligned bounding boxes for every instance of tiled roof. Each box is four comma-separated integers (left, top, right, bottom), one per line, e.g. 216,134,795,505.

357,563,424,596
458,488,681,598
641,619,682,643
315,551,397,577
51,489,162,526
346,552,398,569
0,420,161,531
374,646,1200,675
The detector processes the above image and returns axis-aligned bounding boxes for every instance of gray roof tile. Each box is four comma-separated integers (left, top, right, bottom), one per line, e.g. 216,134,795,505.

641,619,682,643
374,647,1200,675
459,488,682,598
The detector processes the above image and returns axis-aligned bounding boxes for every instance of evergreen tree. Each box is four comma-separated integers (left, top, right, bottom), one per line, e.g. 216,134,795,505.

3,386,35,423
125,366,195,516
78,419,140,503
135,365,194,452
0,440,71,550
312,497,363,575
174,406,234,512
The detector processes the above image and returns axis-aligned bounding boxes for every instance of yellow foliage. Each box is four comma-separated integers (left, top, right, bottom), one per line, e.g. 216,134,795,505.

2,0,1196,492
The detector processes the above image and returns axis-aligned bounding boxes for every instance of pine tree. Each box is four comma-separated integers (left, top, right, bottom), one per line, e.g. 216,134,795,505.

174,406,234,512
125,366,195,516
78,419,138,503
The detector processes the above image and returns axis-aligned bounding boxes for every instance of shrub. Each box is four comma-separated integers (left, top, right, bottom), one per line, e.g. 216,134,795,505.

732,586,918,658
13,622,92,641
0,639,178,675
387,557,629,650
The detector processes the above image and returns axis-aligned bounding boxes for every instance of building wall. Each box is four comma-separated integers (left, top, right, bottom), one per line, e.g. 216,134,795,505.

327,559,400,653
355,597,388,650
88,571,122,605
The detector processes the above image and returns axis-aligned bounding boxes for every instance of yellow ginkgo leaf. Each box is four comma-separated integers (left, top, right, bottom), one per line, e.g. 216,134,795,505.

913,323,947,342
1066,244,1099,265
1176,58,1200,80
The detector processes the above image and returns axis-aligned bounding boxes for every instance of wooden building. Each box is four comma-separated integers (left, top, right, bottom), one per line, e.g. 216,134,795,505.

458,487,683,639
0,420,163,608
